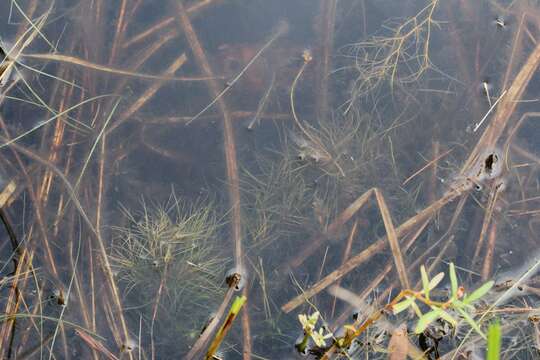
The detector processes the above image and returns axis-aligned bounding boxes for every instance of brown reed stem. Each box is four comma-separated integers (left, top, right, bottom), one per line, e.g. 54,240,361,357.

374,188,410,290
473,183,502,263
109,0,128,64
0,115,58,279
170,2,247,357
315,0,337,121
123,0,222,49
0,137,133,355
185,283,238,359
109,53,187,133
282,183,469,313
331,220,358,318
481,221,498,281
171,0,243,274
462,40,540,173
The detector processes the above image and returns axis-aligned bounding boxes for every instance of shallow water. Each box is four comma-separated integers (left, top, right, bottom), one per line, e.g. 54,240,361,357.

0,0,539,359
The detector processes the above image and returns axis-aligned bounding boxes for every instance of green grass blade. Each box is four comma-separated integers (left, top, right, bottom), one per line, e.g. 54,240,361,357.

463,281,494,305
449,262,458,298
487,321,501,360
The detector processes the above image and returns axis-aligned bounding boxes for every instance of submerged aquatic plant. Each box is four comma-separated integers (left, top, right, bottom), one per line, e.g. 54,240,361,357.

109,194,228,352
344,0,441,110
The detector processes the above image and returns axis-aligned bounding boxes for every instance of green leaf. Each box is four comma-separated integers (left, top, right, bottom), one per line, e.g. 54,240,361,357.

449,262,458,298
463,281,494,305
456,307,485,339
487,321,501,360
392,296,415,314
421,265,430,298
415,309,440,334
429,272,445,291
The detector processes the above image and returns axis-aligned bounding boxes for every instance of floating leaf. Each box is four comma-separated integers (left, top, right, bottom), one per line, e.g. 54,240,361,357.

487,321,501,360
415,309,440,334
449,262,458,298
463,281,494,305
392,296,415,314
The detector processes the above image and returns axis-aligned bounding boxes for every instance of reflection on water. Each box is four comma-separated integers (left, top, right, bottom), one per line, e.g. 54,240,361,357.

0,0,539,359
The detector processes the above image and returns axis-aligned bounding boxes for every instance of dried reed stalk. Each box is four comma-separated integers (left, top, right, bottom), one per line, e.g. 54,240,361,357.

185,284,238,359
109,0,128,64
0,115,59,278
481,218,498,281
462,41,540,172
282,184,468,313
0,250,33,358
23,53,207,81
75,330,119,360
330,220,358,317
123,0,222,49
109,53,187,133
171,0,244,278
332,219,430,327
473,183,502,262
0,138,133,355
374,189,410,289
289,189,373,268
170,1,247,356
315,0,337,121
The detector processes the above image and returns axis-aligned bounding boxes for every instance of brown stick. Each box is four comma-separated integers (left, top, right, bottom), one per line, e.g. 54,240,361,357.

332,218,430,328
330,220,358,317
108,53,187,133
462,41,540,173
289,189,373,268
0,250,32,358
374,188,410,290
171,0,243,276
481,217,498,281
315,0,337,121
109,0,128,64
282,184,468,313
185,285,237,360
472,183,502,263
75,330,119,360
170,2,247,357
123,0,222,49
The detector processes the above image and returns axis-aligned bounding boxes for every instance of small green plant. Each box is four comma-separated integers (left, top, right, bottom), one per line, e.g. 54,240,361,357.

295,311,333,354
295,263,494,358
392,263,494,339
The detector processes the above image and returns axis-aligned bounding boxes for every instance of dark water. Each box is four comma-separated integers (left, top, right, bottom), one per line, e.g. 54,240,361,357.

0,0,539,359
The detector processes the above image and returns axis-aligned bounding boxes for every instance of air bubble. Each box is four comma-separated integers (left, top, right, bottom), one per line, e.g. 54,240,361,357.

225,266,246,291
